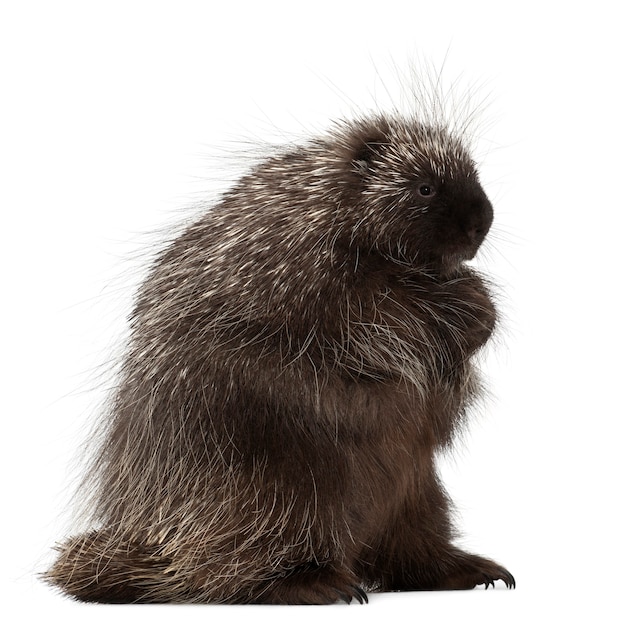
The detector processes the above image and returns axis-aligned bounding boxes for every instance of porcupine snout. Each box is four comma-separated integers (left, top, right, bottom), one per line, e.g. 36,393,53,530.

462,192,493,253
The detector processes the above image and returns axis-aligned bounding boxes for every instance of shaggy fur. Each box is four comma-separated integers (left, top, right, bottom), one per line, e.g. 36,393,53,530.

45,112,515,603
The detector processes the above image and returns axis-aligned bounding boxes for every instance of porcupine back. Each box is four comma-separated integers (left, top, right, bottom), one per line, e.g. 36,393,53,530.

44,109,511,603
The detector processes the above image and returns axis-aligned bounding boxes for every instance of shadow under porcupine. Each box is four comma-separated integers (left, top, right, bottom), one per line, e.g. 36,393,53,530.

45,109,515,603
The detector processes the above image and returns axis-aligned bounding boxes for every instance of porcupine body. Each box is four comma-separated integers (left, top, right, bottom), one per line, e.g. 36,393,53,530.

45,109,515,603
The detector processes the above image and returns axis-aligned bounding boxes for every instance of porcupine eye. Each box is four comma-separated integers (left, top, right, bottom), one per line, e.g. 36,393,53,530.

417,184,436,198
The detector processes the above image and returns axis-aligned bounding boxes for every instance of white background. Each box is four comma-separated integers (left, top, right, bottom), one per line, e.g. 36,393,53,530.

2,1,619,624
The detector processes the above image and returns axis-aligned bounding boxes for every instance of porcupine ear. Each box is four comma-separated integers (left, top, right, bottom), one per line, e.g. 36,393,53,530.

352,140,383,175
339,116,391,176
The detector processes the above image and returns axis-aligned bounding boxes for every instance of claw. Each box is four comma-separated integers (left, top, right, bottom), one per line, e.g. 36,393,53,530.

340,591,353,605
354,586,369,604
338,585,367,605
499,568,516,589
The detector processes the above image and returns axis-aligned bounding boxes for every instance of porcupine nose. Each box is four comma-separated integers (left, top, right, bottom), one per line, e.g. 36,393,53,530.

466,195,493,248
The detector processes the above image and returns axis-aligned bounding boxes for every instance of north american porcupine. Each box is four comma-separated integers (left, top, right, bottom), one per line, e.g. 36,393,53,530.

44,101,515,603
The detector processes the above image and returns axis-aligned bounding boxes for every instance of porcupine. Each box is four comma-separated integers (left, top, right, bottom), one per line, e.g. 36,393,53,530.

44,99,515,603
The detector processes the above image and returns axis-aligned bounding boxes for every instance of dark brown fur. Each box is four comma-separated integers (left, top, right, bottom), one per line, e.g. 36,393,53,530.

45,112,514,603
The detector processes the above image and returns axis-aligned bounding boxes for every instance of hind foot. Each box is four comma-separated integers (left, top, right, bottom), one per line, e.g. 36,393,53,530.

434,552,515,590
255,562,367,605
412,551,515,591
377,550,515,592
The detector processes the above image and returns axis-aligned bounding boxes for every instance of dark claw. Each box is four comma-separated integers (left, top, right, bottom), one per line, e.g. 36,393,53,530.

499,567,516,590
338,585,367,605
353,586,369,604
339,591,353,605
481,567,515,590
